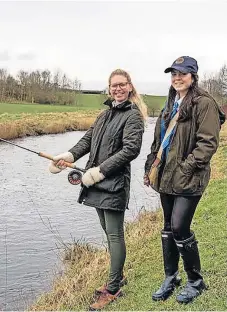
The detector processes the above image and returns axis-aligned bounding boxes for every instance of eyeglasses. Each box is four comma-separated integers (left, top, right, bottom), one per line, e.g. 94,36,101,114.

109,82,129,90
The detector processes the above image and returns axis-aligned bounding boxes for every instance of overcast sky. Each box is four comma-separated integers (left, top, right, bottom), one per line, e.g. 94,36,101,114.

0,0,227,95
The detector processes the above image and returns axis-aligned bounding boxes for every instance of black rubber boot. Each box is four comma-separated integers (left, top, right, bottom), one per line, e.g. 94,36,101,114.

152,231,181,301
175,232,207,304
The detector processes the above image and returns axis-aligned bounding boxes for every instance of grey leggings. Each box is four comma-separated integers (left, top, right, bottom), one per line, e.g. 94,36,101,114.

96,208,126,293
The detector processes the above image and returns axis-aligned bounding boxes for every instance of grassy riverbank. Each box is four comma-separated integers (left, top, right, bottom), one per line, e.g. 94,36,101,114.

0,111,98,139
30,123,227,311
0,95,165,139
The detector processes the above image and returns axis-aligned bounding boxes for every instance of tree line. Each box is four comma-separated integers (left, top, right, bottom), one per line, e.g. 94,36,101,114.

0,65,227,107
200,64,227,106
0,68,82,105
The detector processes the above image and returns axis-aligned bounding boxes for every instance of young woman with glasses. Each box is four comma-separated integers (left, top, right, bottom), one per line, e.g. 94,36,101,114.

49,69,147,310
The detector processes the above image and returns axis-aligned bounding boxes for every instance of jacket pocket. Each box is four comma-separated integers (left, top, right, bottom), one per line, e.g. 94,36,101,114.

172,162,200,194
93,174,125,193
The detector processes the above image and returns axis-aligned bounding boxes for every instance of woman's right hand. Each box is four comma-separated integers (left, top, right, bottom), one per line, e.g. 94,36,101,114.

143,173,150,187
49,152,74,174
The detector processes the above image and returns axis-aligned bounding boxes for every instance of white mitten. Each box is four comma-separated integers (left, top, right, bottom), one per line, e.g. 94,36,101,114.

53,152,74,163
82,167,105,187
49,152,74,174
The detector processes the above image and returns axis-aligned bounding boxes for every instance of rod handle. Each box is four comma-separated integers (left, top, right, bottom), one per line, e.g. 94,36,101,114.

38,152,75,169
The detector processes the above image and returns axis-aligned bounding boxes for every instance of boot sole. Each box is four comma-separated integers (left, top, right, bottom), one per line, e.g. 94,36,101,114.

152,289,174,301
89,291,124,311
152,278,182,301
176,282,207,304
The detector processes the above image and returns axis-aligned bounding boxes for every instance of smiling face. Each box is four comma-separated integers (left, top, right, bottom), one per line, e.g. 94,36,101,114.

171,70,194,97
109,74,133,102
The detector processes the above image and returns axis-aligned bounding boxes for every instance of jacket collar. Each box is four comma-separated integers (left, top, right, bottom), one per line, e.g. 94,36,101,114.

103,98,135,110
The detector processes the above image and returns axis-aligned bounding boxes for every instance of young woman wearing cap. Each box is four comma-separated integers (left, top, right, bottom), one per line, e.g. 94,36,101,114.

144,56,225,303
49,69,147,310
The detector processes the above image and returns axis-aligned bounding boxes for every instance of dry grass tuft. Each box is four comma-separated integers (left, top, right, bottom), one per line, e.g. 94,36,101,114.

0,112,98,139
30,241,109,311
211,122,227,180
219,121,227,146
30,210,162,311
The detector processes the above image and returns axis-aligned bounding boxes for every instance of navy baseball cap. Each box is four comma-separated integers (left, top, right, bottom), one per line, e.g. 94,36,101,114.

164,56,198,74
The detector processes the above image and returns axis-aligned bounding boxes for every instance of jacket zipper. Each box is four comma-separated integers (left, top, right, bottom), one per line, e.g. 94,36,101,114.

89,109,113,167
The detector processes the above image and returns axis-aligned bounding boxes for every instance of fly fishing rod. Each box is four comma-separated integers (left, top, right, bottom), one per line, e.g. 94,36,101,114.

0,138,85,185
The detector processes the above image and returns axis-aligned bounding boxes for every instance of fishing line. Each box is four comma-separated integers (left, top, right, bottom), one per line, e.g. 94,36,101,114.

23,185,68,251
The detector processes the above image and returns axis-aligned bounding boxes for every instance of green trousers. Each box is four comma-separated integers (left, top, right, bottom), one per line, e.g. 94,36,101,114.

96,208,126,293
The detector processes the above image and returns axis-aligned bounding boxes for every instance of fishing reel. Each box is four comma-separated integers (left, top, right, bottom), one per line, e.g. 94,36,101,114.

68,169,83,185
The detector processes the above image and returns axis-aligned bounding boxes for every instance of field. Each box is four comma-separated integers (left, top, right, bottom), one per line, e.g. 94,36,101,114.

0,94,166,139
0,94,166,117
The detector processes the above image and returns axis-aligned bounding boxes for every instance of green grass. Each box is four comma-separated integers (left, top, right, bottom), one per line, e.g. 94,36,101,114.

0,100,101,114
143,94,166,115
32,177,227,311
109,179,227,311
108,140,227,311
31,125,227,311
0,94,166,117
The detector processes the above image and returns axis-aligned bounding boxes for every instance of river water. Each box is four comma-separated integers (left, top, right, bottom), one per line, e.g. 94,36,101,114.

0,118,160,311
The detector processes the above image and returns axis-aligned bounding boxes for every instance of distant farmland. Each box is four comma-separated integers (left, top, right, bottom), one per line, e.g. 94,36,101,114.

0,94,166,117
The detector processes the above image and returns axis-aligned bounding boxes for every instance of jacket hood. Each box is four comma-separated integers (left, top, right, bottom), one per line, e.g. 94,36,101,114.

210,96,226,126
196,94,226,126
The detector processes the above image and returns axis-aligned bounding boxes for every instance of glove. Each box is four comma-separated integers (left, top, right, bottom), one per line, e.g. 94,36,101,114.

143,173,150,187
82,167,105,187
49,152,74,174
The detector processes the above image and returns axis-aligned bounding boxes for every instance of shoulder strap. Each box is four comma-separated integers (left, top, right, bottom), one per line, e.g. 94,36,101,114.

157,111,179,160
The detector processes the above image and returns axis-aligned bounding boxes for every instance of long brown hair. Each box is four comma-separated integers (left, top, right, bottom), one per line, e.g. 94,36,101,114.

108,69,147,120
163,73,215,126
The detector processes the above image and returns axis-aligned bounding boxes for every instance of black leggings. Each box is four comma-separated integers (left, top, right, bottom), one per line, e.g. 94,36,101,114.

160,194,201,240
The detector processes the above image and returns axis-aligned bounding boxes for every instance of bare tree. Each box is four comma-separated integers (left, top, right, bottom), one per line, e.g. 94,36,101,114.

0,69,9,101
201,65,227,105
218,65,227,104
0,67,83,105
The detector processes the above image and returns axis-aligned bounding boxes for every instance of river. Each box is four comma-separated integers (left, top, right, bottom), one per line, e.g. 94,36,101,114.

0,117,160,311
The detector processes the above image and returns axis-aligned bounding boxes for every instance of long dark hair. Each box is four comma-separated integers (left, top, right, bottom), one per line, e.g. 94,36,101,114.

163,73,214,127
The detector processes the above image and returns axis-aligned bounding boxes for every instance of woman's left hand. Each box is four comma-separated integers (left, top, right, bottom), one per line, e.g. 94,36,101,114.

82,167,105,187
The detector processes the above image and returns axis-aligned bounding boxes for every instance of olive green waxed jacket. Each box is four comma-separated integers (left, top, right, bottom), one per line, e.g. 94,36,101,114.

145,94,225,195
69,99,144,210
